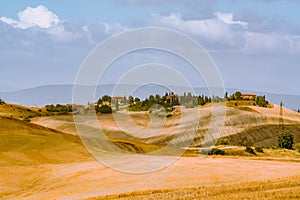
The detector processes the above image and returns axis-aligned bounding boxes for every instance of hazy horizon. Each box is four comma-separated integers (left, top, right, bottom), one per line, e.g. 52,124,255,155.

1,84,300,110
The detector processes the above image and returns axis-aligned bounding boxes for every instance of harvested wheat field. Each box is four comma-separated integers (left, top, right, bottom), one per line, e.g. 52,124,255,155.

1,156,300,199
1,103,300,199
32,103,300,148
91,174,300,200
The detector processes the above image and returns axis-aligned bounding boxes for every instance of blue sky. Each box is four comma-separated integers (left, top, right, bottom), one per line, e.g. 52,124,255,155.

0,0,300,95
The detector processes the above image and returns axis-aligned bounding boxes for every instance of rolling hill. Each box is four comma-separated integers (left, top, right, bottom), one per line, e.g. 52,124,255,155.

31,103,300,149
1,101,300,199
0,116,91,166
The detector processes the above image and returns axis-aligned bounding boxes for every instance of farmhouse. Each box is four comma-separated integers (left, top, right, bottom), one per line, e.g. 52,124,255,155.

240,94,256,100
165,94,178,104
111,96,124,103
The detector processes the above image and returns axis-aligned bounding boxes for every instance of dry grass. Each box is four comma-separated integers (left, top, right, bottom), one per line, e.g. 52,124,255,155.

89,175,300,200
0,103,53,121
1,103,300,199
32,104,300,149
0,116,91,166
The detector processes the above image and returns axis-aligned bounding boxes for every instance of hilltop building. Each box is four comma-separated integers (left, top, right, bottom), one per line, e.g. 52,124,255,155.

240,94,256,100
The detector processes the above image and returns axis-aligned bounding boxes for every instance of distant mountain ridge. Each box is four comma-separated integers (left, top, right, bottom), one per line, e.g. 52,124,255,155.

0,84,299,110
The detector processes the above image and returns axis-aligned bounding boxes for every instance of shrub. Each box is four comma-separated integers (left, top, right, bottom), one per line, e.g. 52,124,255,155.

166,113,173,118
278,132,294,149
208,148,225,155
216,138,230,146
224,149,249,156
45,104,73,114
255,146,264,153
245,146,256,155
23,116,31,122
96,105,112,114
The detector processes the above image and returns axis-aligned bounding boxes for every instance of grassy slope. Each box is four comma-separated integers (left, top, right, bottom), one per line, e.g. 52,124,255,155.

1,103,300,199
0,103,48,121
224,124,300,147
220,104,300,147
0,116,91,166
1,115,176,161
31,103,300,149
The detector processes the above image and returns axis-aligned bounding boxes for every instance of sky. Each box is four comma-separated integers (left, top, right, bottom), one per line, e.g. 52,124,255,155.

0,0,300,95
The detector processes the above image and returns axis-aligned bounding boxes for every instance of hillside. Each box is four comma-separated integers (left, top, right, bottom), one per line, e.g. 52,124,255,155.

1,102,300,199
0,103,46,121
0,116,91,166
32,103,300,148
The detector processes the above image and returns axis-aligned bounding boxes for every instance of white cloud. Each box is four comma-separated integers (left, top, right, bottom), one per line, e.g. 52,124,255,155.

0,16,20,27
151,12,300,55
0,5,59,29
0,6,79,43
152,12,246,48
215,12,247,26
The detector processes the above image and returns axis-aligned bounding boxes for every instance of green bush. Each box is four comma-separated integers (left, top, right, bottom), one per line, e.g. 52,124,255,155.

208,148,225,155
245,146,256,155
224,149,249,156
45,104,73,114
255,146,264,153
166,113,173,118
23,116,31,122
96,105,112,114
278,132,294,149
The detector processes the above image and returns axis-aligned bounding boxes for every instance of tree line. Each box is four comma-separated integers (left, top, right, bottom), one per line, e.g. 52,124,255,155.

95,91,269,113
45,104,74,114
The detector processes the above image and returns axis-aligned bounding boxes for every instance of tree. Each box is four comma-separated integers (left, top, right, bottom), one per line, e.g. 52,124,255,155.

198,95,205,106
134,97,140,103
278,132,294,149
224,92,228,101
255,95,268,107
128,96,134,104
235,91,242,100
155,94,161,102
45,104,72,113
96,105,112,114
149,95,155,102
101,95,111,103
97,98,103,105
